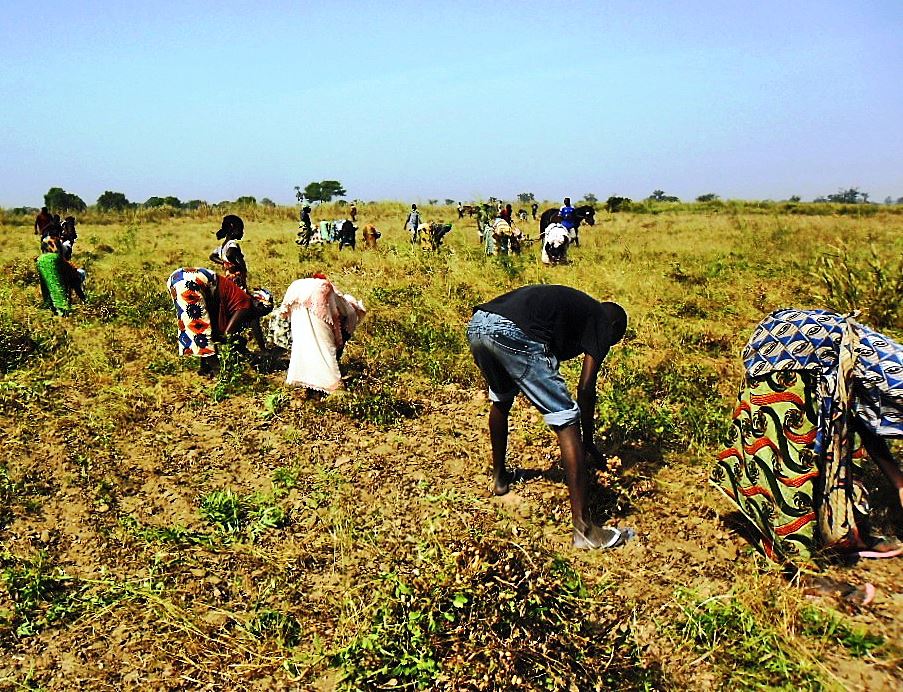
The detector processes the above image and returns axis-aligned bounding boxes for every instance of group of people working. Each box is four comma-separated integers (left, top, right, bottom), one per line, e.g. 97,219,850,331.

473,197,581,264
168,215,366,392
177,213,903,574
404,204,453,251
468,286,903,601
33,207,86,315
296,204,380,250
31,207,902,589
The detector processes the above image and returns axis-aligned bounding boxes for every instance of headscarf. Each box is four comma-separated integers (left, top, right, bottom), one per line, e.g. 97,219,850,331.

217,214,244,240
249,288,274,316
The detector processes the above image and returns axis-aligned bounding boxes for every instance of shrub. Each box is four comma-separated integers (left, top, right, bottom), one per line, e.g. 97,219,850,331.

0,314,67,373
333,540,655,690
813,244,903,330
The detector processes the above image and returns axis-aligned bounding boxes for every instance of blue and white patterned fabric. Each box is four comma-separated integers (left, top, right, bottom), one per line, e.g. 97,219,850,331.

741,309,903,546
744,309,903,440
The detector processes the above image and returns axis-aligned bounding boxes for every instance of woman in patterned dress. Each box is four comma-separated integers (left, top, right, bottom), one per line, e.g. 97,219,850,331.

711,309,903,565
166,267,272,376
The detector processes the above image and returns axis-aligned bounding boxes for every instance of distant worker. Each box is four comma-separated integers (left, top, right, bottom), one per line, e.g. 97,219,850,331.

350,202,357,223
34,207,53,237
362,224,381,249
404,204,422,243
36,237,86,315
60,216,78,260
467,285,632,549
297,205,313,246
559,197,576,245
531,201,539,220
209,214,249,289
542,215,570,265
337,220,357,250
457,202,464,219
499,203,513,225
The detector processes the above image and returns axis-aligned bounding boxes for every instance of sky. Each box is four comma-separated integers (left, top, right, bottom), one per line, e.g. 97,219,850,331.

1,0,901,207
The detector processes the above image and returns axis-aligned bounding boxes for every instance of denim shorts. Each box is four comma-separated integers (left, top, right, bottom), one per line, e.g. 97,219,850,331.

467,310,580,427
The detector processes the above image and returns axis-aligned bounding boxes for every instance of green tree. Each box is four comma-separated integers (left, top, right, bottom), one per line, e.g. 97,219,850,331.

163,196,182,208
144,196,166,208
234,196,257,206
582,193,598,204
648,189,679,202
516,192,535,203
444,198,455,206
826,187,868,204
184,199,207,210
605,196,632,213
96,190,131,211
300,180,347,203
44,187,87,212
260,197,275,207
696,193,719,203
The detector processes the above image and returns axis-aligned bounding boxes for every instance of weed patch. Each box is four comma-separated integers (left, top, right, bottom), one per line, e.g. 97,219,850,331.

799,605,885,658
676,589,822,689
324,377,422,427
814,244,903,329
333,539,658,690
597,350,727,450
0,314,67,373
199,488,288,540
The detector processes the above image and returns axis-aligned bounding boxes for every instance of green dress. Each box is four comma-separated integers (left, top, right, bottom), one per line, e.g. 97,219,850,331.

36,253,70,314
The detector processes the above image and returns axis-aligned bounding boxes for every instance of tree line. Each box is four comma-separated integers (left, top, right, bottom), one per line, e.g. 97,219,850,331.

25,184,903,215
38,187,278,213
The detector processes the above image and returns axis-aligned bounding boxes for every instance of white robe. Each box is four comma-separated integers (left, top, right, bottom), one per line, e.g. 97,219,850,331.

278,278,365,392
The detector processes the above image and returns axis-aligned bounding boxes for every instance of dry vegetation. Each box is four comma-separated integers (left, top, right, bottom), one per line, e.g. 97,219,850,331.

1,202,902,690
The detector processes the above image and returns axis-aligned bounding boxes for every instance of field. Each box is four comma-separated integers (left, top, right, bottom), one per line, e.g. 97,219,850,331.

1,202,902,690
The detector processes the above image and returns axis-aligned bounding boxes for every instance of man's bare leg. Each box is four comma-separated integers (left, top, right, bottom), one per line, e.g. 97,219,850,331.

489,400,517,495
556,423,627,548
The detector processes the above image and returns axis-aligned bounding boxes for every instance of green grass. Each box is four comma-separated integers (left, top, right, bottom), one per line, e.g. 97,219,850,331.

1,203,901,688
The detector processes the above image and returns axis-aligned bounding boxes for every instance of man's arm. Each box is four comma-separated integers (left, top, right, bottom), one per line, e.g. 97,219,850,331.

577,353,602,462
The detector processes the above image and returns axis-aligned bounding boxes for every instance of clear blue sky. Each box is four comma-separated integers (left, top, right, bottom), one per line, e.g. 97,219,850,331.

2,0,901,207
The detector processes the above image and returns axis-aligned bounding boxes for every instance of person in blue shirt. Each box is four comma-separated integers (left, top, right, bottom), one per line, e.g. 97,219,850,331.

559,197,577,245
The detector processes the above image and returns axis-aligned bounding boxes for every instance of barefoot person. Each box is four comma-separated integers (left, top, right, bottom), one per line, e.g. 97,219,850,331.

467,284,630,549
711,309,903,565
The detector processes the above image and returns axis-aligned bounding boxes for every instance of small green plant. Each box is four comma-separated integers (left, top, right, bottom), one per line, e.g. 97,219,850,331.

199,489,247,532
799,605,885,657
260,389,289,420
198,489,288,539
213,342,245,402
1,551,79,638
676,589,823,689
271,465,301,490
248,609,302,648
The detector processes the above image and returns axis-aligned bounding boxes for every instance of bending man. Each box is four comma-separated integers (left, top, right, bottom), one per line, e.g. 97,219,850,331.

467,284,630,549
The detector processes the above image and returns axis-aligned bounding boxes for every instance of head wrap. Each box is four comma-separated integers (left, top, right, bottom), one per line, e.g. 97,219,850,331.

218,214,244,240
249,288,274,316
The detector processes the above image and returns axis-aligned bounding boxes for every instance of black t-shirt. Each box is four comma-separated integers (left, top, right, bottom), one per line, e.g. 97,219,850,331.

475,285,615,361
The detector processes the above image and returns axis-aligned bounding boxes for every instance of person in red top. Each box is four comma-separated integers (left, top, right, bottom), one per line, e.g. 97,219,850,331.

167,267,272,376
499,203,513,224
34,207,54,237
